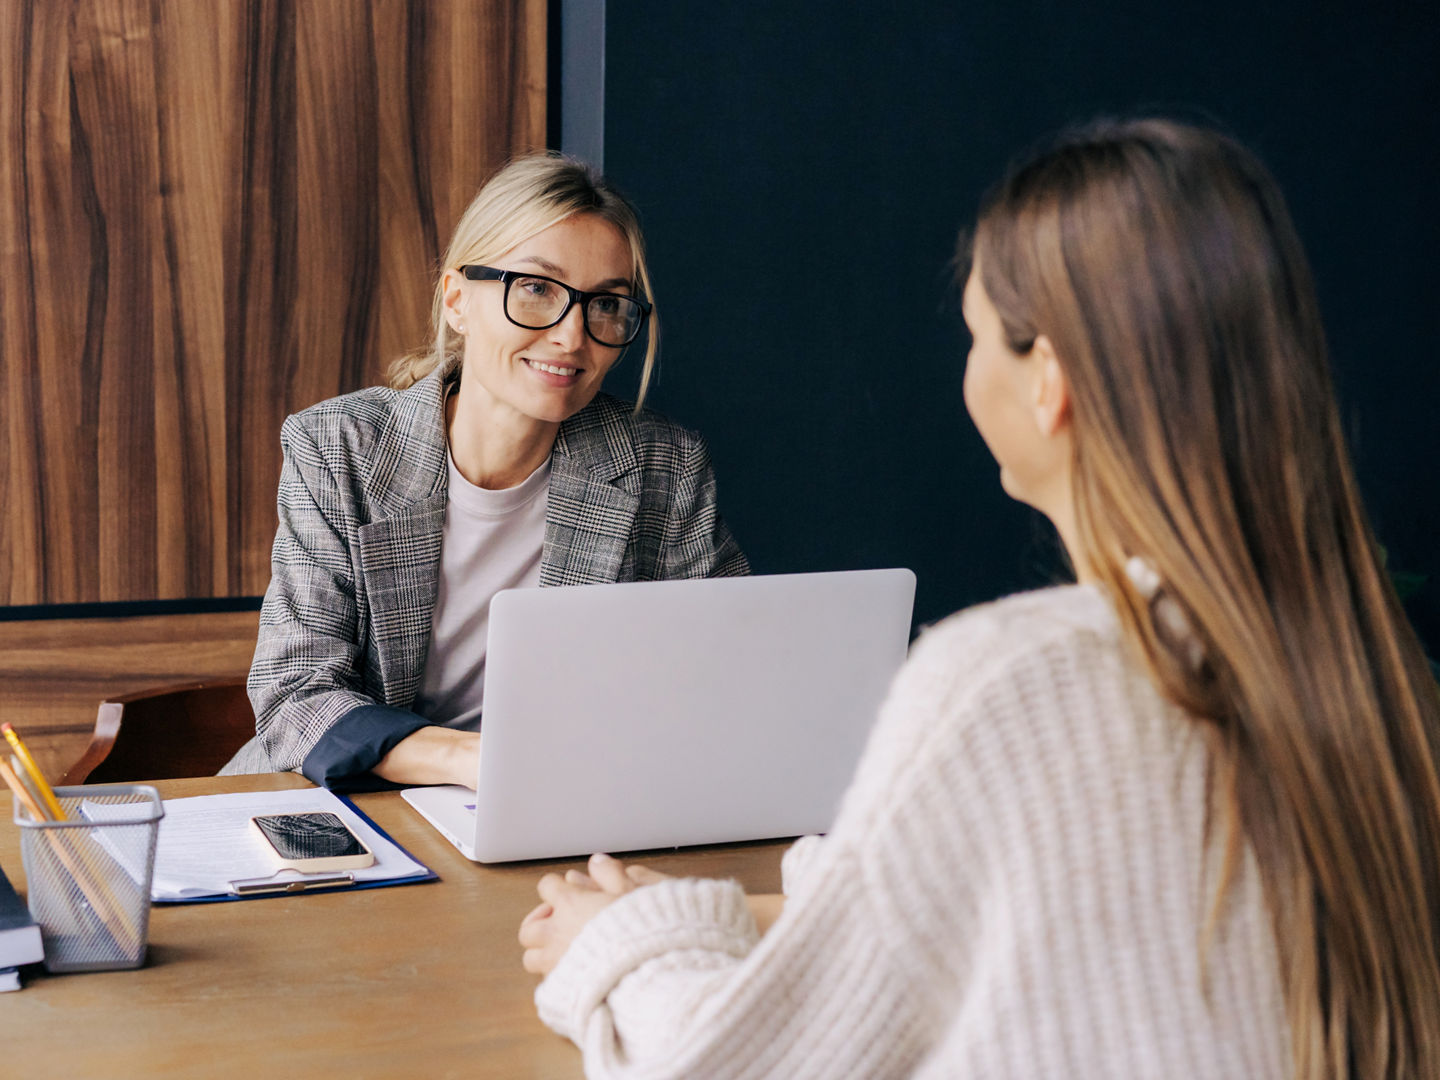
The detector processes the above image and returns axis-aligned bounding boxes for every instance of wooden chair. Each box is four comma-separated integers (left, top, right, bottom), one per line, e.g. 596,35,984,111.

61,678,255,785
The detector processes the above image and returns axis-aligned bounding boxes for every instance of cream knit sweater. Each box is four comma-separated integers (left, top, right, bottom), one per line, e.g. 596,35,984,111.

536,586,1291,1078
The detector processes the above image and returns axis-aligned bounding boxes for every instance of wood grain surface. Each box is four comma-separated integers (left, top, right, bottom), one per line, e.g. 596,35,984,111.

0,0,547,605
0,609,261,780
1,774,790,1079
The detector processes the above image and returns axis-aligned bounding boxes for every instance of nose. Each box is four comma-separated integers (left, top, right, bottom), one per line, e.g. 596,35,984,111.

548,302,588,351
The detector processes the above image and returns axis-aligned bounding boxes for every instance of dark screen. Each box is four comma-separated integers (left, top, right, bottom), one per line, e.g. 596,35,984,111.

253,812,367,860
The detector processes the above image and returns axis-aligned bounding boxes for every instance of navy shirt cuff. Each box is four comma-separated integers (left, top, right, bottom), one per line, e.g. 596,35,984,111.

300,704,432,792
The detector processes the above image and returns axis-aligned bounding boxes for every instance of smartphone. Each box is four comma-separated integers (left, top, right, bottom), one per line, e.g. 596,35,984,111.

250,812,376,872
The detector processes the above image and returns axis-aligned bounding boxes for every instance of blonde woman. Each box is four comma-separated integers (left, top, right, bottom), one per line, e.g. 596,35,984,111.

223,155,748,790
519,120,1440,1078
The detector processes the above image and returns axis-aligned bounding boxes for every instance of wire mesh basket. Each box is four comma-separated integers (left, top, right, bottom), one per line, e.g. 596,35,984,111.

15,784,163,973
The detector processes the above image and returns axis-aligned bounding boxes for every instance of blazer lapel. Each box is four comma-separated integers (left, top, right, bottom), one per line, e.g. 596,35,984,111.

542,397,641,586
358,493,447,708
357,380,642,699
357,366,452,706
366,366,451,518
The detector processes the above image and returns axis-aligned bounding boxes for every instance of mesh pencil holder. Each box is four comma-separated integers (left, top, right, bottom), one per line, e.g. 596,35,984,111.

15,784,164,973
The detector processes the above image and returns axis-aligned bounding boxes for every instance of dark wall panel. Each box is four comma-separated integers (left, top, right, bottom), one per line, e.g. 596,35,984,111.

601,2,1440,649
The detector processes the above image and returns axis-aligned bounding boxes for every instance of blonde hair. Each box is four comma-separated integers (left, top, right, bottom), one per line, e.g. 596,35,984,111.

971,119,1440,1078
389,153,659,406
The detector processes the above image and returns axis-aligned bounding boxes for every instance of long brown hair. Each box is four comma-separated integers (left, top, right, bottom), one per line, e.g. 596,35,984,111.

971,119,1440,1078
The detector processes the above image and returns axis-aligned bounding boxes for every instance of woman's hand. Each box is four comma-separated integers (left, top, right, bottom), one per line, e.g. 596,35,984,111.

372,727,480,787
519,853,671,975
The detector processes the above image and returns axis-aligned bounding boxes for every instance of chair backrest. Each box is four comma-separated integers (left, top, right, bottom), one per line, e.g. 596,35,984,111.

62,678,255,785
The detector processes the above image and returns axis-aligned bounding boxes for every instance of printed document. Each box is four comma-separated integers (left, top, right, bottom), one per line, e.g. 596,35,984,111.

87,787,428,900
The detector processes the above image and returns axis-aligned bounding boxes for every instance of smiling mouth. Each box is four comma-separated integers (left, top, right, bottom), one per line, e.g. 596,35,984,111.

525,358,579,377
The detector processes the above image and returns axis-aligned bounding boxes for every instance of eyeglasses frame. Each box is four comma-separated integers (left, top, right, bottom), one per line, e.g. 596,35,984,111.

459,265,652,348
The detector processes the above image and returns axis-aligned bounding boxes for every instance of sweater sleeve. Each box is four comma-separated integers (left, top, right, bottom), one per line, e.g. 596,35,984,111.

779,834,825,894
536,834,936,1079
531,607,1017,1079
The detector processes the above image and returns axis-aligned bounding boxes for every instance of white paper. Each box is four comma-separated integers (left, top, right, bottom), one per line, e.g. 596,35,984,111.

141,788,427,900
79,800,159,888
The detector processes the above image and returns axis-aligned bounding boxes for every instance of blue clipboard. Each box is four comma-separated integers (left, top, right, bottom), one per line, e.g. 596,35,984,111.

154,795,439,904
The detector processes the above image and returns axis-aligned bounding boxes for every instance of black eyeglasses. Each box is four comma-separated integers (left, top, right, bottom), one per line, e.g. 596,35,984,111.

461,265,652,348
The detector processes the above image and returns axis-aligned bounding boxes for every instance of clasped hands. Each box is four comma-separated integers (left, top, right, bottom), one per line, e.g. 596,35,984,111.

519,852,670,975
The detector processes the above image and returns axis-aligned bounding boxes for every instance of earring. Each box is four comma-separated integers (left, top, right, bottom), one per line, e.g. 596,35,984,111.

456,322,466,334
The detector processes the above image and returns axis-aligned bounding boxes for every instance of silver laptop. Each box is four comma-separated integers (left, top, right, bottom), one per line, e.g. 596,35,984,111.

400,568,916,862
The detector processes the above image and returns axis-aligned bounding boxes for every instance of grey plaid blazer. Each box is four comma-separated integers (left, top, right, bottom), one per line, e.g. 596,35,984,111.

224,363,749,775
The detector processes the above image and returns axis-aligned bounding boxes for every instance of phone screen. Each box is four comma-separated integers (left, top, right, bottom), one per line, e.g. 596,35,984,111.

252,812,368,860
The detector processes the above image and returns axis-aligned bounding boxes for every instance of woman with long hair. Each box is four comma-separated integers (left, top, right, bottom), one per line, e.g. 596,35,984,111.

223,154,747,790
518,120,1440,1078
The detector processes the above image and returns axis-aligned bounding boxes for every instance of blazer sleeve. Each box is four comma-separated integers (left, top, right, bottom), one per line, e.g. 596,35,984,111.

247,414,389,772
659,431,750,579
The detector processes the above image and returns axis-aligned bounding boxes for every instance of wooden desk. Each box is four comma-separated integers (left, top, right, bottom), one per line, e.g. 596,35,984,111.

2,774,787,1079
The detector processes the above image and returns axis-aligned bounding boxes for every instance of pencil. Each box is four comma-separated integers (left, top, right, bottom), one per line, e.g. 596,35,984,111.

0,756,136,957
6,749,141,953
3,726,130,925
1,722,65,820
8,754,51,820
0,754,54,822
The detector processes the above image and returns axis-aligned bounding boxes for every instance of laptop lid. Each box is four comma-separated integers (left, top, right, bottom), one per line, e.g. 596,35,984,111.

460,568,916,863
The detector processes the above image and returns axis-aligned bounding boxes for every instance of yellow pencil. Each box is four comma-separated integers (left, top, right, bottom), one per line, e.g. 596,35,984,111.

1,722,65,820
3,742,140,944
8,754,51,820
0,754,54,821
0,755,135,955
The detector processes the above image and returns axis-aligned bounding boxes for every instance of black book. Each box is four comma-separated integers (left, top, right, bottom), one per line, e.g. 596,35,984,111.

0,861,44,969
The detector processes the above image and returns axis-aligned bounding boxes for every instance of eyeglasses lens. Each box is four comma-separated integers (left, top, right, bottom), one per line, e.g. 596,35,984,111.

506,276,566,326
584,295,642,346
505,276,642,346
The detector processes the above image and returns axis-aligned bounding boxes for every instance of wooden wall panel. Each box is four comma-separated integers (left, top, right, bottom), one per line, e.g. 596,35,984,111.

0,0,547,605
0,610,262,782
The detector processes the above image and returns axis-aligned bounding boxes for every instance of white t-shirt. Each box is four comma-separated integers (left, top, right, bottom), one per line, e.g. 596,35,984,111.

411,450,550,730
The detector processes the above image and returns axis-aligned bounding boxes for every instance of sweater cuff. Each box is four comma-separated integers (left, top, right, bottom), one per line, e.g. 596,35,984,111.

299,704,431,791
536,877,758,1041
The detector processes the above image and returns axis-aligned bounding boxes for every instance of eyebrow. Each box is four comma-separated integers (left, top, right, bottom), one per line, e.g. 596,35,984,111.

514,255,632,292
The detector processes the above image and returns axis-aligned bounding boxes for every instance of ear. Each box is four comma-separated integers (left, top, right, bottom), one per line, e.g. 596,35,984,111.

440,269,467,332
1029,334,1071,437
